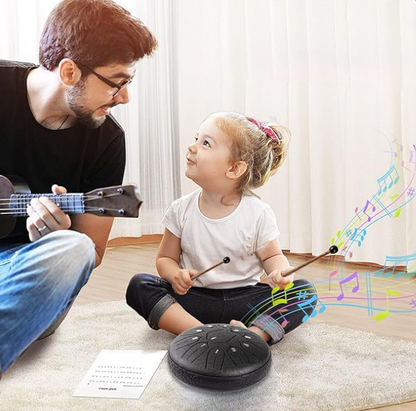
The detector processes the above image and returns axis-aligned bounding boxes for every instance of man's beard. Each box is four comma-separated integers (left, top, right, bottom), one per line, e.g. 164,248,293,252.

67,81,114,129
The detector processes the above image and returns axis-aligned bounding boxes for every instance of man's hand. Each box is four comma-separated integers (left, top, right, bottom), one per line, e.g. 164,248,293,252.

26,184,72,241
172,268,197,295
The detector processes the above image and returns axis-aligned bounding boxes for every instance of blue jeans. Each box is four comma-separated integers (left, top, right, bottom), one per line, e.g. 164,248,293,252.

126,274,317,345
0,230,95,373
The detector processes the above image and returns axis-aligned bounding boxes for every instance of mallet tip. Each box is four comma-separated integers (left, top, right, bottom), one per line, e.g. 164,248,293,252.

329,245,338,254
223,257,230,264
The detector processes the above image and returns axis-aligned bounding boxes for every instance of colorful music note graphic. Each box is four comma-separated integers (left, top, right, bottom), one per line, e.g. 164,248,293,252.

374,289,401,321
242,303,284,330
354,207,362,220
298,295,326,322
277,309,290,328
331,230,342,246
349,228,367,247
365,271,373,316
328,270,338,291
376,164,399,194
271,282,294,307
410,146,416,165
247,309,289,333
341,246,353,259
375,252,416,279
401,159,412,172
390,141,413,171
371,195,393,218
396,143,403,158
386,146,399,158
388,165,400,188
337,271,360,301
363,199,376,222
296,290,309,300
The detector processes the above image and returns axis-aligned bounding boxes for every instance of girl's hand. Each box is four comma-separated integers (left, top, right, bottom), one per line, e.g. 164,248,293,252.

268,267,295,289
172,268,197,295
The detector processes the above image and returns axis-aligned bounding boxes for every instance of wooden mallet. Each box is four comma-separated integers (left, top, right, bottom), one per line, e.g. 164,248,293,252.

192,257,231,280
281,245,338,277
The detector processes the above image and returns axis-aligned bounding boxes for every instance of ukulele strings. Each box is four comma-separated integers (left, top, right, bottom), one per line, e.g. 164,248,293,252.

0,192,125,215
0,207,124,215
0,192,121,202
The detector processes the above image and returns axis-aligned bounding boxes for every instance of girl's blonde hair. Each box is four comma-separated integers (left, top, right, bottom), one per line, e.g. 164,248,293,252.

212,111,290,195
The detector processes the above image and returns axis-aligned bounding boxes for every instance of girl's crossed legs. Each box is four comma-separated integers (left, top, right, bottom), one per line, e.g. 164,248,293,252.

126,274,317,344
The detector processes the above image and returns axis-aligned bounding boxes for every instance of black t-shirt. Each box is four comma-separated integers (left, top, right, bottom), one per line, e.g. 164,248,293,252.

0,60,126,244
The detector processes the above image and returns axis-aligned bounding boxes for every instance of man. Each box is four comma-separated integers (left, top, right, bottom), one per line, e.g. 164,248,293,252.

0,0,157,375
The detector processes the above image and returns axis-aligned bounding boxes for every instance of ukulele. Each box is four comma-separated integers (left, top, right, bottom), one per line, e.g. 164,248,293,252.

0,175,143,239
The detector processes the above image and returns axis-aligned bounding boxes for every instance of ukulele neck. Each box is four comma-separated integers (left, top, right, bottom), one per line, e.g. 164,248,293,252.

10,193,85,217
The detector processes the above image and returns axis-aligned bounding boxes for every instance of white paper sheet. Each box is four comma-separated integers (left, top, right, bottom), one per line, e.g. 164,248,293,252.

73,349,167,399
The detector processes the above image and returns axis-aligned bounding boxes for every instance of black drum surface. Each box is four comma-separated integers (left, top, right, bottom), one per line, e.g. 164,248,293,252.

168,323,271,391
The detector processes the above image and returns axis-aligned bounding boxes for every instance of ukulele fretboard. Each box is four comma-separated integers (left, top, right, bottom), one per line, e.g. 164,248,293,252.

10,193,85,217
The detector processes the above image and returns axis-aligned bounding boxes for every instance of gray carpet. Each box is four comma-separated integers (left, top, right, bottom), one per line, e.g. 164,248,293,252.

1,300,416,411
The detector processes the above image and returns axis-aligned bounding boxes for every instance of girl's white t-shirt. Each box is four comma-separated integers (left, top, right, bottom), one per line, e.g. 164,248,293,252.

162,189,280,289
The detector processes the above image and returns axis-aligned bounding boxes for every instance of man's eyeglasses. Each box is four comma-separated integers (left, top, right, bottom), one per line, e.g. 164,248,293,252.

76,62,134,98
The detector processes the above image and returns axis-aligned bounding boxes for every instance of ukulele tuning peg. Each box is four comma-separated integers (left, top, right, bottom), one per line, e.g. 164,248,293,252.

117,188,124,195
97,191,104,197
118,209,125,216
98,207,105,214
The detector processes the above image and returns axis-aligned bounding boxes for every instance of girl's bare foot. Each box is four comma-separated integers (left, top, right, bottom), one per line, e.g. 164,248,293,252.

229,319,271,343
229,320,246,328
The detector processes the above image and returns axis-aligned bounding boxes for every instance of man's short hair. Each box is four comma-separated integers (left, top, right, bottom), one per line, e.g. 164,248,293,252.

39,0,158,70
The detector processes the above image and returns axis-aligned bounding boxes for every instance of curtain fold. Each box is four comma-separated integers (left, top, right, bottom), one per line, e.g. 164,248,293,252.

111,0,180,238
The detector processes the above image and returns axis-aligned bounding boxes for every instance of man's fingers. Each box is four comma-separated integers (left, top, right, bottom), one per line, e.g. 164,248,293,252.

38,197,71,228
29,198,59,230
52,184,67,194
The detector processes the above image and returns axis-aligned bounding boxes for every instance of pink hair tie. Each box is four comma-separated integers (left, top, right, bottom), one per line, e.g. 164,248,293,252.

247,117,281,145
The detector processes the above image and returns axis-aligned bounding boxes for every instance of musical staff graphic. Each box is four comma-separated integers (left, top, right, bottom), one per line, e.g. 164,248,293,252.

239,140,416,331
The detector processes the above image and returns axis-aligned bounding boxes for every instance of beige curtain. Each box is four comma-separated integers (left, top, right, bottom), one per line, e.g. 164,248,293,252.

3,0,416,267
176,0,416,267
110,0,180,237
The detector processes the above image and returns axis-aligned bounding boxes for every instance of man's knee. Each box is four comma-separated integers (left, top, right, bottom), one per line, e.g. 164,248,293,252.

50,230,95,263
46,230,94,271
31,231,95,290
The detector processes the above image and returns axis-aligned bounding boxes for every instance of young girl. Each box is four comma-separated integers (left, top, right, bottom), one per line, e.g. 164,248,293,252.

126,111,317,345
